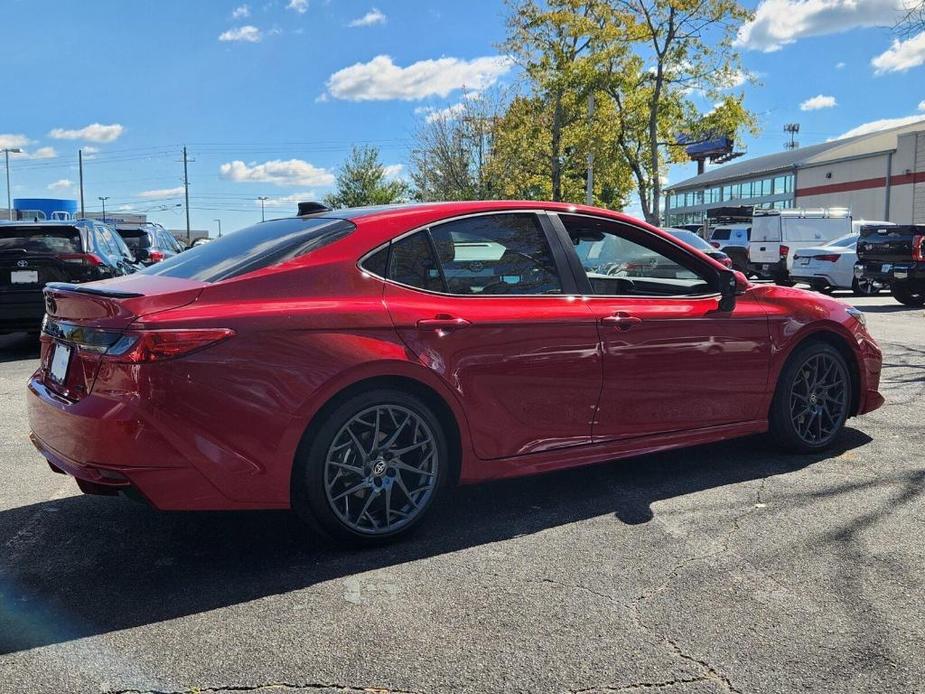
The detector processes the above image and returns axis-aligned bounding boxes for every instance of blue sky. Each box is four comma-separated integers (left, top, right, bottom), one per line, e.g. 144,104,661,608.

1,0,923,234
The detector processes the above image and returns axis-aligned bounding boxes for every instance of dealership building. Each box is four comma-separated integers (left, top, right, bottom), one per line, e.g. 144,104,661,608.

664,119,925,226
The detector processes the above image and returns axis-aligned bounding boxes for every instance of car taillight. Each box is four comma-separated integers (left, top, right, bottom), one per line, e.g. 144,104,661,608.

779,245,790,260
148,250,167,263
720,256,733,268
59,253,103,266
710,241,721,249
103,328,235,363
914,234,924,262
814,254,840,262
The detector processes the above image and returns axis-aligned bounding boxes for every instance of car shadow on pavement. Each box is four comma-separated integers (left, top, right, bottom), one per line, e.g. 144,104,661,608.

0,428,873,655
0,333,40,364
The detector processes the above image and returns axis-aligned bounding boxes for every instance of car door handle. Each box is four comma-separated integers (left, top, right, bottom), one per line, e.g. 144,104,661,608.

600,313,642,330
417,316,471,331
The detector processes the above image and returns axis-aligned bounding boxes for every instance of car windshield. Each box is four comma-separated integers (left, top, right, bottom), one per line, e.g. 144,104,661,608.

826,234,857,248
0,225,82,254
142,217,355,282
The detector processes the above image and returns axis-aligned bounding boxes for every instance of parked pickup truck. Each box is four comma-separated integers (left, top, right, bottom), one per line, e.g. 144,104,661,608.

855,224,925,306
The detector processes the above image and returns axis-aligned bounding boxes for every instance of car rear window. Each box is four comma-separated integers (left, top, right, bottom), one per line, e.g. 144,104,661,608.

710,228,731,241
117,229,152,254
142,217,355,282
0,226,82,254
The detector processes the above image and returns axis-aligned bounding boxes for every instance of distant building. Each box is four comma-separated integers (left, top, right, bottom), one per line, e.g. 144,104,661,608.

83,211,148,225
10,198,78,221
168,229,209,244
664,119,925,226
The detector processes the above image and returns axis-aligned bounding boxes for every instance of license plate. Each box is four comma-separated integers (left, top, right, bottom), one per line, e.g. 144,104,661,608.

881,264,892,273
11,270,38,284
49,343,71,383
894,270,908,279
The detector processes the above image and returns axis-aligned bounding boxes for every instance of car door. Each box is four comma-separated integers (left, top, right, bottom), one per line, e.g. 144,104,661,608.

551,212,771,442
378,211,602,460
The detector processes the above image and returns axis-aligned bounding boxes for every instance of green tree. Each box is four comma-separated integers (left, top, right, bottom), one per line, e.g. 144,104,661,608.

502,0,757,223
324,145,408,209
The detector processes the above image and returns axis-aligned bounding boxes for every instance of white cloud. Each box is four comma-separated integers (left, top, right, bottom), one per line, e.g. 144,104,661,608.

835,61,846,68
82,146,99,159
349,8,386,27
49,123,124,143
47,179,73,192
258,191,317,208
919,100,925,111
138,186,186,199
219,25,262,42
835,114,925,139
417,102,468,123
735,0,905,52
220,159,335,187
800,94,838,110
0,133,32,150
31,146,57,159
324,54,514,101
287,0,308,13
871,31,925,73
231,4,250,19
383,164,404,179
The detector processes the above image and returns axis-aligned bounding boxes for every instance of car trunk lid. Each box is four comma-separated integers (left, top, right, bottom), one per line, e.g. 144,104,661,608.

40,274,208,399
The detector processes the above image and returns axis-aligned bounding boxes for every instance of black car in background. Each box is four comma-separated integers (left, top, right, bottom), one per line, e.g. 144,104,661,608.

856,224,925,306
0,220,139,334
115,223,185,265
663,228,733,268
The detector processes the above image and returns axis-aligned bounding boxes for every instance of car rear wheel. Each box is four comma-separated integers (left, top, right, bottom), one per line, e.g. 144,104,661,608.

769,342,851,452
891,283,925,306
852,277,880,296
292,389,448,545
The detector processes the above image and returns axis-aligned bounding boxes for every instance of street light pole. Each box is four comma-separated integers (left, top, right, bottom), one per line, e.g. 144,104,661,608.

3,147,23,220
257,196,269,222
213,218,222,238
98,196,109,223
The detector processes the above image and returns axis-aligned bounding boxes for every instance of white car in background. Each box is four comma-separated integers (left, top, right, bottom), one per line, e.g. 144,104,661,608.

791,234,882,295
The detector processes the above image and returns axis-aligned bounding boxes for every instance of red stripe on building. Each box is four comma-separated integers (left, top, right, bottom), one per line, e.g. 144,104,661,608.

797,171,925,197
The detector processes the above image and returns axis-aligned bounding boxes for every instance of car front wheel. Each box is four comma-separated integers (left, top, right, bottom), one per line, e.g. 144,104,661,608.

769,342,851,452
293,388,448,545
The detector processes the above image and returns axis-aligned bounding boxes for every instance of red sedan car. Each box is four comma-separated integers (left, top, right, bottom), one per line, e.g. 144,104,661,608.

27,201,883,543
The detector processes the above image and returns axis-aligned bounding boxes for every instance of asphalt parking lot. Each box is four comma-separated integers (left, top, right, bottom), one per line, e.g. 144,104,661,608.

0,293,922,694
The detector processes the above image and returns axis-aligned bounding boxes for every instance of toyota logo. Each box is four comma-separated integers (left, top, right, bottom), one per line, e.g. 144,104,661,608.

16,260,29,268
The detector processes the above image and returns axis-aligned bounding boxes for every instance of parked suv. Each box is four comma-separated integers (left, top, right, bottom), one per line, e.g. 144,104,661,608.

116,223,184,265
856,224,925,306
0,220,138,334
748,209,853,284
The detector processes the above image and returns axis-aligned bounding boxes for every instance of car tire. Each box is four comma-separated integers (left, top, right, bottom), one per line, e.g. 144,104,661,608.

769,341,852,453
891,283,925,307
852,278,880,296
292,388,449,545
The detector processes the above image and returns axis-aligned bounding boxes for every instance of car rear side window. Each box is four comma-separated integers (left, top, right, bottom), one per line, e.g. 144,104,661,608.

429,213,562,295
711,228,731,241
0,226,82,254
142,217,355,282
388,232,445,292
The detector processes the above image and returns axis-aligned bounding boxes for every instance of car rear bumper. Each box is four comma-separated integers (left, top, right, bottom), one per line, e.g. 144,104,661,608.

0,290,45,333
855,261,925,283
26,375,287,510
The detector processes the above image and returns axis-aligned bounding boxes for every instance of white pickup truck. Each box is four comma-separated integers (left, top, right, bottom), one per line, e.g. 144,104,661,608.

747,209,854,284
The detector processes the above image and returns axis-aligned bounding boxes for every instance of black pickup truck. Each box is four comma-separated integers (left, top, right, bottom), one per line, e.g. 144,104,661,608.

856,224,925,306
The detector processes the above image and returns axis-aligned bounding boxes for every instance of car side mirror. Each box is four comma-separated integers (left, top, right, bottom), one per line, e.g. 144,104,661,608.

718,269,738,312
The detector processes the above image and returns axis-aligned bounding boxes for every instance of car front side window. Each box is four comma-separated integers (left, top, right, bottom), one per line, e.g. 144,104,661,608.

559,214,713,297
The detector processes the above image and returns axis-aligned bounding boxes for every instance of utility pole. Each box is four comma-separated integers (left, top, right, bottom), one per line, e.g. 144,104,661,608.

585,93,595,207
258,196,269,222
78,148,85,218
213,218,222,238
784,123,800,150
98,196,109,223
182,146,192,243
3,147,23,220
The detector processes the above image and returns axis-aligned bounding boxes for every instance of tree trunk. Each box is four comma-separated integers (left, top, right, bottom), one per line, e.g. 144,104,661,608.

551,94,563,201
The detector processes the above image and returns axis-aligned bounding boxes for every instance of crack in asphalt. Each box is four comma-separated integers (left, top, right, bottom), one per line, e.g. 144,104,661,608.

568,676,713,692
